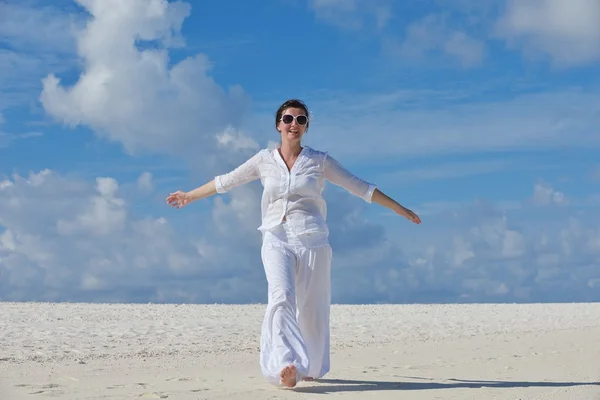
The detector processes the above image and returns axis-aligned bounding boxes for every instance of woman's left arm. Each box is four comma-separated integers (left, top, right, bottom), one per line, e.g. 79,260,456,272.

324,153,421,225
371,189,421,224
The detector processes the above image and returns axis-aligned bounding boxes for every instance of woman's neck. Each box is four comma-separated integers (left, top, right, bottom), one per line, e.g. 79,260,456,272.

279,141,302,158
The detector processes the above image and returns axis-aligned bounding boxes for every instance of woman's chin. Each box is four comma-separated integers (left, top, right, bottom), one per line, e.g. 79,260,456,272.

280,132,303,144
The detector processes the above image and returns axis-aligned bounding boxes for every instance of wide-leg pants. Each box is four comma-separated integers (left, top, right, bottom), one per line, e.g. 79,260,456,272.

259,222,332,386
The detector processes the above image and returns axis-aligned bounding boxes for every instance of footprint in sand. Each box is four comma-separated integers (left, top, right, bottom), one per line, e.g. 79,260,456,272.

166,377,193,382
107,384,126,389
25,383,64,396
362,368,379,373
139,392,169,399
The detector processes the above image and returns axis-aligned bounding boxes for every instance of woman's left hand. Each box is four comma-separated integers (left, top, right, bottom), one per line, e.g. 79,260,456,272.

398,207,421,224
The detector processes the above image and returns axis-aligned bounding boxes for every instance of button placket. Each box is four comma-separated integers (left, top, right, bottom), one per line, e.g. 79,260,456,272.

283,173,289,221
274,147,304,224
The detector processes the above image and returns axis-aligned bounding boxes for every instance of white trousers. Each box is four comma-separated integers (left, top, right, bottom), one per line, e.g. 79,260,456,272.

259,222,333,386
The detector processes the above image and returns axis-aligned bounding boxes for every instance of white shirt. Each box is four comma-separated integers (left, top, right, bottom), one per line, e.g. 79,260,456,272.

214,146,377,236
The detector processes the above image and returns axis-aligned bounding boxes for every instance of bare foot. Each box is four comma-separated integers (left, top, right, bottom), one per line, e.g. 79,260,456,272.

280,365,297,388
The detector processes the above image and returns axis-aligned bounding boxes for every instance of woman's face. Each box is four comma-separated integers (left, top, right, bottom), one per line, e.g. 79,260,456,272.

277,107,308,143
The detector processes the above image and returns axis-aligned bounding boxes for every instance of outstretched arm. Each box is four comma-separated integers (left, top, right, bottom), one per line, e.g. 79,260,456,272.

166,151,262,209
323,153,377,202
324,154,421,224
166,179,217,209
371,189,421,224
187,180,218,202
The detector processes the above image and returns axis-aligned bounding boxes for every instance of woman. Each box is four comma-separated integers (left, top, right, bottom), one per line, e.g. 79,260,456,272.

166,99,421,388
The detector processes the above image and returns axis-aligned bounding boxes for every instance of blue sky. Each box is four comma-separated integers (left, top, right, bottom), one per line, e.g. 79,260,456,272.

1,0,599,304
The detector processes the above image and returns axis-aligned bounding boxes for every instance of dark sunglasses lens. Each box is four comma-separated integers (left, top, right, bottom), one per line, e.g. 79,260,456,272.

296,116,307,125
282,115,294,124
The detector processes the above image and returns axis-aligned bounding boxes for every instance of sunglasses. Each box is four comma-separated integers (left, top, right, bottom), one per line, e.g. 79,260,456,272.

281,114,308,126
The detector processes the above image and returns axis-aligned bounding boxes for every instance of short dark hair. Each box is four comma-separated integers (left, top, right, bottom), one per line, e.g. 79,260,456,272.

275,99,310,130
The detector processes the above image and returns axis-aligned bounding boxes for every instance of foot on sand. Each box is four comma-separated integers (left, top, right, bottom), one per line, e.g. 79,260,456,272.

280,365,297,388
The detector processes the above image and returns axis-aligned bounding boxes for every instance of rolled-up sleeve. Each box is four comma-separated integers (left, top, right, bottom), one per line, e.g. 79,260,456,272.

214,151,262,193
323,153,377,202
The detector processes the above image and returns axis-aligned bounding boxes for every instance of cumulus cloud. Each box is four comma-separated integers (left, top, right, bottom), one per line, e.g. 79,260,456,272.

0,168,599,303
495,0,600,66
327,178,600,304
39,0,251,165
2,0,599,306
407,201,599,302
0,0,286,304
57,178,127,236
531,182,568,206
0,169,265,303
386,14,485,68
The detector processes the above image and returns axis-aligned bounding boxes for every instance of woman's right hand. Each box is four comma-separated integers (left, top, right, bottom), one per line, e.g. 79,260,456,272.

166,190,192,209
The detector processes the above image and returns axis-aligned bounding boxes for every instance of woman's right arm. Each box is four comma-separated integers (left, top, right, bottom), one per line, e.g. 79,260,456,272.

166,150,262,209
166,180,217,209
187,179,217,202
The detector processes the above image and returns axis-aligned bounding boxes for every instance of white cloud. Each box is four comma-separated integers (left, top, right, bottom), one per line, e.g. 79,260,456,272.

403,198,600,302
136,172,154,192
2,1,599,305
216,127,260,152
495,0,600,66
531,182,568,206
0,0,288,303
0,168,599,303
308,0,392,31
39,0,251,165
387,14,485,67
0,168,264,302
57,177,127,237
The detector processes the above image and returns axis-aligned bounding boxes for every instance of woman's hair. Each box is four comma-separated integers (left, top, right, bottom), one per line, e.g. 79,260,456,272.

275,99,310,131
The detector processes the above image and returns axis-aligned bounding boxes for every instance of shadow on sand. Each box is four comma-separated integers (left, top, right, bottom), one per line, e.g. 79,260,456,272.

292,377,600,394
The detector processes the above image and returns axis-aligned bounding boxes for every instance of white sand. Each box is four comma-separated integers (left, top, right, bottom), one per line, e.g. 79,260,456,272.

1,303,599,400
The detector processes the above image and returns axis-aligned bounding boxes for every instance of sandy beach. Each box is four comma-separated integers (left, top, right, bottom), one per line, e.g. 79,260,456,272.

1,302,599,400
